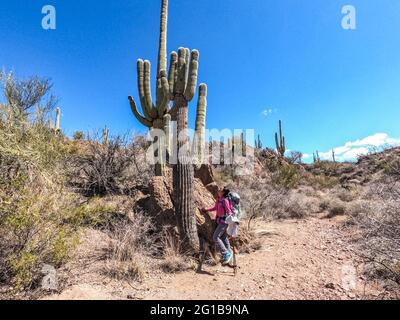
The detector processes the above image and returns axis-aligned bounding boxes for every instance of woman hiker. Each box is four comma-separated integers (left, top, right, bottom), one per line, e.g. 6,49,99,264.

203,187,233,265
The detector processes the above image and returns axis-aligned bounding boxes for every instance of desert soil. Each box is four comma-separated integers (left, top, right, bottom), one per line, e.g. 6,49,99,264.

44,216,388,300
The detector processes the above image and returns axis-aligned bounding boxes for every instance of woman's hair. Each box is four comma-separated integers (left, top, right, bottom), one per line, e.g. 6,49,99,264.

222,187,230,198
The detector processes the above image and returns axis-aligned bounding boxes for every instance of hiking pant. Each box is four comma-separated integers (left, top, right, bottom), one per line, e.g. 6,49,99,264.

213,223,231,255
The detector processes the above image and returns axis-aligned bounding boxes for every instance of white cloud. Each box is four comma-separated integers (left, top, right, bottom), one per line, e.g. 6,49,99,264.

317,133,400,162
261,108,274,117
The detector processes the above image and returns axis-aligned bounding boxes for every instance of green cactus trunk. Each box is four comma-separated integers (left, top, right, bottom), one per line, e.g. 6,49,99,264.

173,95,199,253
169,48,203,253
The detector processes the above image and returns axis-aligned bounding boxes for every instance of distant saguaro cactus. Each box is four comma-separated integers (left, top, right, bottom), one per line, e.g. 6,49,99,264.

332,150,336,163
170,47,204,253
256,134,262,149
102,126,109,145
275,120,285,157
54,107,61,132
314,150,321,163
128,0,172,176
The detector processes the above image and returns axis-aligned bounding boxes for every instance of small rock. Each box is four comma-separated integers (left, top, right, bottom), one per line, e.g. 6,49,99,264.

325,283,335,290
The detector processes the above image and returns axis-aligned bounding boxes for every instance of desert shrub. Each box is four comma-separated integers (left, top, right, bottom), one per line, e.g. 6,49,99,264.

334,187,357,202
65,200,120,228
319,198,330,212
0,160,80,290
350,178,400,288
0,71,57,122
286,151,303,164
0,74,80,292
68,135,141,196
327,200,346,218
103,259,146,282
73,131,85,141
243,186,307,220
272,164,301,189
313,160,339,175
306,174,339,189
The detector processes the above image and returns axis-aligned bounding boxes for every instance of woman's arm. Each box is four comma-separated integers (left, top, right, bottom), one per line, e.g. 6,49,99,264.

205,202,217,212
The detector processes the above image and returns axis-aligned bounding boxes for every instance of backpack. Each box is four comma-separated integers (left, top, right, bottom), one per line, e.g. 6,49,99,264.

226,191,241,237
227,192,241,220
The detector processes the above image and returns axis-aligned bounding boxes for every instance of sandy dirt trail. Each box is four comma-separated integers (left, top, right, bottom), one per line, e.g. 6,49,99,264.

45,216,387,300
141,217,384,300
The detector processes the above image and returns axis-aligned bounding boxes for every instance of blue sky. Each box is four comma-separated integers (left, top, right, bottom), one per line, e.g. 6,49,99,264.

1,0,400,161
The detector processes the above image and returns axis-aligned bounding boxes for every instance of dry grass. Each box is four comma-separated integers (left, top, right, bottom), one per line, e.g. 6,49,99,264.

158,231,196,273
101,211,157,282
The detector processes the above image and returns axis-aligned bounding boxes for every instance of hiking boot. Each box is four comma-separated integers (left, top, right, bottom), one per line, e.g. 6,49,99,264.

222,251,233,265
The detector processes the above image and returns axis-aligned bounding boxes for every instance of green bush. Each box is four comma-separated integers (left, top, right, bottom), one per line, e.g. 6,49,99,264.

273,164,301,189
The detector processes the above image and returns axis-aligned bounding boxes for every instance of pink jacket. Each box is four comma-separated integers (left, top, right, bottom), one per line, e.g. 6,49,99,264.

206,197,232,224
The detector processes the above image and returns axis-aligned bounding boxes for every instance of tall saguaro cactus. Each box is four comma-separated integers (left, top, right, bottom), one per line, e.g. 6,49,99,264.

275,120,286,157
128,0,171,176
170,47,203,253
127,0,209,252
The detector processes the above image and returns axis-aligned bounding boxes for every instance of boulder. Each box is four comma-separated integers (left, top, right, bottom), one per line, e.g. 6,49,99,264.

193,178,217,243
136,176,175,227
194,164,215,186
205,182,219,198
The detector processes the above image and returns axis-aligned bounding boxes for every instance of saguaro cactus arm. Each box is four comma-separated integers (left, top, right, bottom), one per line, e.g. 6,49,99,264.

184,50,199,101
168,51,178,97
128,96,152,127
156,0,168,75
194,84,207,132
